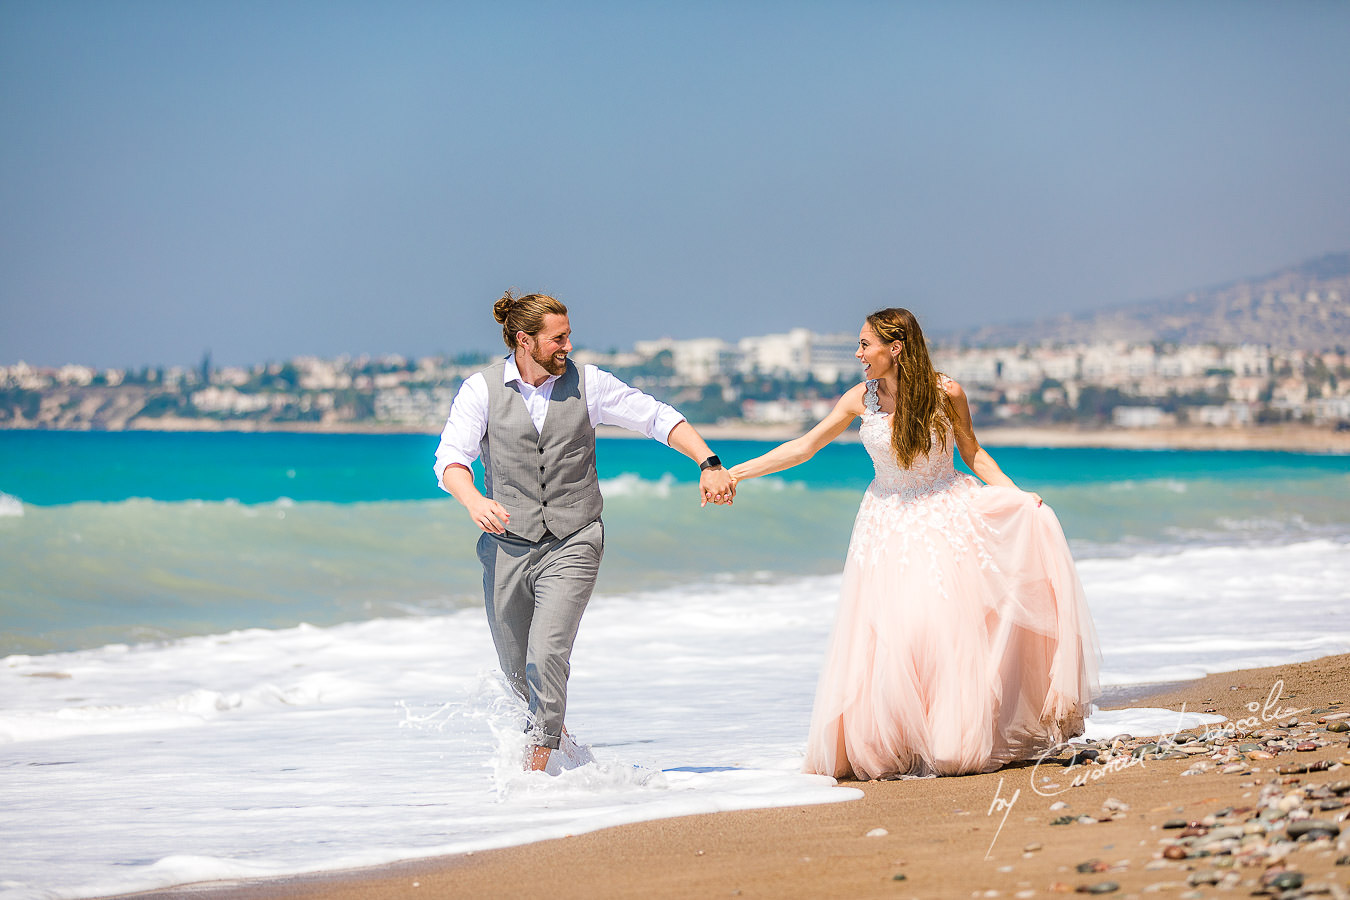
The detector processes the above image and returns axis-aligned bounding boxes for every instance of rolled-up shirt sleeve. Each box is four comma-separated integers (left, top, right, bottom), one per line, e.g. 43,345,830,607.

432,373,490,492
585,364,686,445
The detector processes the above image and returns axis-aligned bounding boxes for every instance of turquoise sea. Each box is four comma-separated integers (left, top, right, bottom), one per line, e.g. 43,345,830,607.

2,430,1349,655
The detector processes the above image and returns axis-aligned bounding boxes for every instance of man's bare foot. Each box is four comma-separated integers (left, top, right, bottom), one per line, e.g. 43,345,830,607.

526,745,551,772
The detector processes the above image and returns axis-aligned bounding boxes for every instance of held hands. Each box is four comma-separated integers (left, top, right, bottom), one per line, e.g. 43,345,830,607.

466,495,511,533
699,466,735,507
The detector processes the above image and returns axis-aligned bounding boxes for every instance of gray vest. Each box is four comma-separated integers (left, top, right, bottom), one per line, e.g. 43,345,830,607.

479,357,603,542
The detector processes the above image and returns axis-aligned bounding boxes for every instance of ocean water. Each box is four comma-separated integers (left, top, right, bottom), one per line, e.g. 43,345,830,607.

2,431,1349,899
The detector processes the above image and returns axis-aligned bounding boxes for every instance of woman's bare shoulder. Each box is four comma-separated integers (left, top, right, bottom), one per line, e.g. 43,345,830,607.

837,380,870,414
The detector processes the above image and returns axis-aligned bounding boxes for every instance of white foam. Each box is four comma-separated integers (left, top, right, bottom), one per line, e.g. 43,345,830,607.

1079,538,1350,684
1080,707,1225,743
0,492,23,517
598,472,675,497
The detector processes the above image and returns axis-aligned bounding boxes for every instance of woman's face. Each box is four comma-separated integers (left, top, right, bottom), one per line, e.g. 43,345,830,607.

857,323,901,380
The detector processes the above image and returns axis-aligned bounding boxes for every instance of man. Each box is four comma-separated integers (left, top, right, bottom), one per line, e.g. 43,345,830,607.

434,290,734,771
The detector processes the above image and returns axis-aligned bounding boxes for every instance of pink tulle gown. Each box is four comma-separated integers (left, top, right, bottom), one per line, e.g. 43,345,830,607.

803,381,1101,780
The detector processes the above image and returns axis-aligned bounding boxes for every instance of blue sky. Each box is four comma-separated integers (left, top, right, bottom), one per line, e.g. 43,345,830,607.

3,1,1348,368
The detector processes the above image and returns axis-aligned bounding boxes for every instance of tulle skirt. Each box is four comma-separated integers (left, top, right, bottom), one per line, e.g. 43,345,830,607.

803,480,1101,780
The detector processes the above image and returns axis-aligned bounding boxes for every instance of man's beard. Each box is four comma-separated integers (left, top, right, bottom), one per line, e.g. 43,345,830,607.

532,348,567,376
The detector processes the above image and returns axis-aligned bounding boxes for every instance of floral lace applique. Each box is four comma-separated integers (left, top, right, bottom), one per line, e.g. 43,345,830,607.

850,381,1000,593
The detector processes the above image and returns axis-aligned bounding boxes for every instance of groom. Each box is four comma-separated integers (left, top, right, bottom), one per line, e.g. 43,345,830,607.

434,290,734,771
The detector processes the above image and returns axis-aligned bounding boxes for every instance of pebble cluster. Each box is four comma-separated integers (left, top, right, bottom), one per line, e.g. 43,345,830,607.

1034,704,1350,898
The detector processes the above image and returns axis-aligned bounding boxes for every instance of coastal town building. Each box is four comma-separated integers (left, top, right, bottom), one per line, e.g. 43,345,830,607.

3,335,1347,433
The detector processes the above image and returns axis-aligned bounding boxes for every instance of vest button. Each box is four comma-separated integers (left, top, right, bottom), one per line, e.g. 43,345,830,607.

541,500,548,507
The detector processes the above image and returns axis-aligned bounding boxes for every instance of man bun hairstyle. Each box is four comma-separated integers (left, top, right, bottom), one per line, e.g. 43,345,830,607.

493,289,568,349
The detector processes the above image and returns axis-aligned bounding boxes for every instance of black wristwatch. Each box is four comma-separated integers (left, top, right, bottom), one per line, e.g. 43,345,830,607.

699,455,722,471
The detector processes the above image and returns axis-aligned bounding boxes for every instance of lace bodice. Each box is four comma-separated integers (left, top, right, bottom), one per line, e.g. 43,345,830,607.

851,380,994,585
859,380,961,496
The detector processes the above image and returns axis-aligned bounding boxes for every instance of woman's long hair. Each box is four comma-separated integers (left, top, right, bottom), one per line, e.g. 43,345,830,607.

866,308,957,467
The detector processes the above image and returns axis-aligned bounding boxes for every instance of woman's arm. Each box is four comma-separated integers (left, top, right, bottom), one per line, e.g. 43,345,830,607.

947,380,1039,501
729,383,867,482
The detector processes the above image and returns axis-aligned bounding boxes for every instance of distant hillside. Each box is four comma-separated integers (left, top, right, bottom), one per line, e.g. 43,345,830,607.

951,252,1350,350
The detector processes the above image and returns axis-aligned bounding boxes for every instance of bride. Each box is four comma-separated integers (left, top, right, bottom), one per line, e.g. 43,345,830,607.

729,308,1100,779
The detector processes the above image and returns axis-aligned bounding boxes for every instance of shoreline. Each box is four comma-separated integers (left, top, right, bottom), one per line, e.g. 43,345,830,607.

115,652,1350,900
4,420,1349,453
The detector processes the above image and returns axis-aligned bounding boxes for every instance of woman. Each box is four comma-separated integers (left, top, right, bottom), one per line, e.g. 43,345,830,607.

729,308,1100,779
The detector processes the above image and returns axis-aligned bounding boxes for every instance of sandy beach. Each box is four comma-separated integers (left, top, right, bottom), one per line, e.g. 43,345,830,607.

117,652,1350,900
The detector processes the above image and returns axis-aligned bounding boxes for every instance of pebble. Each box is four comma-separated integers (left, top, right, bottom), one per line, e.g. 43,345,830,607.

1277,761,1331,774
1285,820,1339,841
1024,843,1043,852
1328,721,1350,733
1162,846,1188,860
1202,825,1246,842
1263,870,1304,890
1075,882,1119,894
865,827,888,837
1186,870,1220,886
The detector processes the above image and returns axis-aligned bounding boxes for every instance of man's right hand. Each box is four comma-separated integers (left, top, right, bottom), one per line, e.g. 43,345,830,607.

466,495,510,534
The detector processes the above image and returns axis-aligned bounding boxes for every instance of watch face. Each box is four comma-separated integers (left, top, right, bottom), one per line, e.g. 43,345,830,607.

701,455,721,470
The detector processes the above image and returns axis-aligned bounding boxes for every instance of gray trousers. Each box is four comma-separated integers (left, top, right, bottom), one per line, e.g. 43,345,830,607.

476,519,604,749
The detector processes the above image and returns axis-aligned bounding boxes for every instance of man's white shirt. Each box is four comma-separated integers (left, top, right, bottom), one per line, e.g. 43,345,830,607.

433,355,686,491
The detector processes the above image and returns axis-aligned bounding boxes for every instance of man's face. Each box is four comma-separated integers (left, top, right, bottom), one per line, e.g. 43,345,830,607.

525,313,572,376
